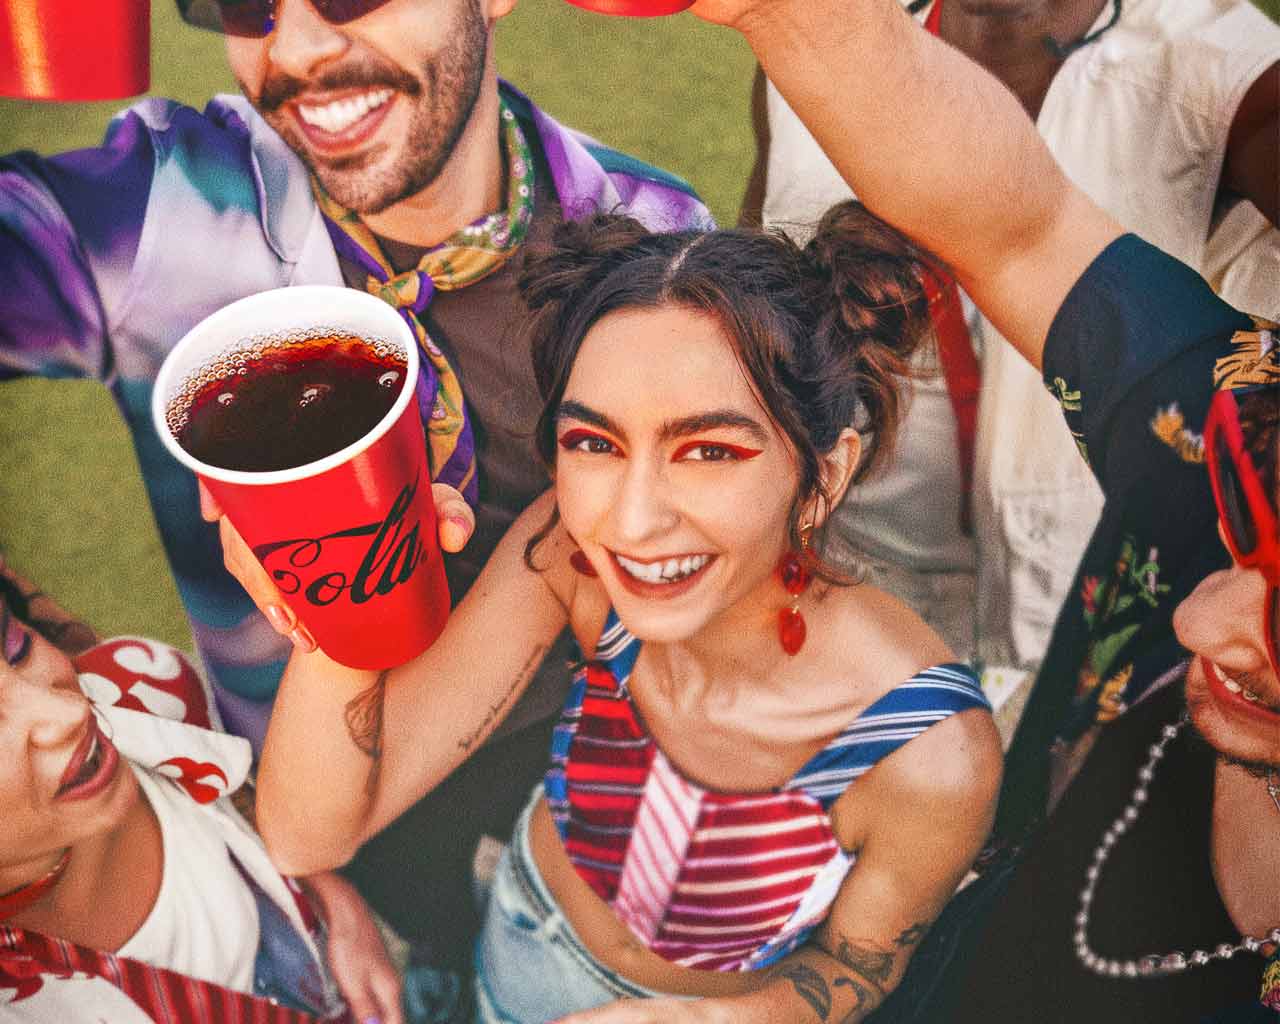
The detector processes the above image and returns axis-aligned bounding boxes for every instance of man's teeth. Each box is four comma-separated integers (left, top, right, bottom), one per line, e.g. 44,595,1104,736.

616,553,710,584
298,89,392,134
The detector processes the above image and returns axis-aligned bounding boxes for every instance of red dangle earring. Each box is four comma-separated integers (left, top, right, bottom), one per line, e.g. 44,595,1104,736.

569,549,598,578
777,528,812,656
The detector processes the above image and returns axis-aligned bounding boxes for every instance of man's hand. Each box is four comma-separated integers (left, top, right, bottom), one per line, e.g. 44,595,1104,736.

300,871,404,1024
199,480,475,652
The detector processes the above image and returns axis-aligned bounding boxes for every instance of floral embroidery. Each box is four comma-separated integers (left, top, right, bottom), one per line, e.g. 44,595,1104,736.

1093,664,1132,723
1047,376,1087,463
1078,536,1168,724
1213,319,1280,391
1150,403,1204,464
1260,955,1280,1009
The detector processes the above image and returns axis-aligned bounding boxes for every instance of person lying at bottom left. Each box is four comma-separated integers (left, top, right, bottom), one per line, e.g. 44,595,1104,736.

0,575,402,1024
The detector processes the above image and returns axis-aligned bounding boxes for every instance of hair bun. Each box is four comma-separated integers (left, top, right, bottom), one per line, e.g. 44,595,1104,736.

519,214,659,315
802,200,936,479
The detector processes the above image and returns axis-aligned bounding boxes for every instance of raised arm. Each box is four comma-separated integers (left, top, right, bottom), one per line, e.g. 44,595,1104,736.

693,0,1124,370
1222,60,1279,227
244,489,576,875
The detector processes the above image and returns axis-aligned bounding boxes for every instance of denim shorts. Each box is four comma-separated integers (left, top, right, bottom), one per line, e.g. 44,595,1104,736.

473,789,675,1023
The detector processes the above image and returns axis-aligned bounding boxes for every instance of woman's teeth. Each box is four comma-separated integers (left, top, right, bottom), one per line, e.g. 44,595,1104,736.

298,89,392,134
616,553,710,584
59,734,102,795
1219,670,1269,705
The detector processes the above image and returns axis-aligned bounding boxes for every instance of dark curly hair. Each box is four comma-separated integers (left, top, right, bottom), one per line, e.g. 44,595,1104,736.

519,201,938,582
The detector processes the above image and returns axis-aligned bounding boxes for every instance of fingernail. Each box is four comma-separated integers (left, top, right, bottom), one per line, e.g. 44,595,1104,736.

264,604,294,635
447,514,471,533
361,1018,382,1024
289,625,317,652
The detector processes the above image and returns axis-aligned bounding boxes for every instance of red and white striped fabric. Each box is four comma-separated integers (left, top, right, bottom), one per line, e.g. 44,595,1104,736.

545,611,989,972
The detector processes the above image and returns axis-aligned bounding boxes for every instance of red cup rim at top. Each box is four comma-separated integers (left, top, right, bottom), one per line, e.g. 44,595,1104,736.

564,0,693,15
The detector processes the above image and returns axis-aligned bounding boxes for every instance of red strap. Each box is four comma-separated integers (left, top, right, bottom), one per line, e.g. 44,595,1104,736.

924,0,944,34
920,1,980,535
0,926,341,1023
923,272,980,534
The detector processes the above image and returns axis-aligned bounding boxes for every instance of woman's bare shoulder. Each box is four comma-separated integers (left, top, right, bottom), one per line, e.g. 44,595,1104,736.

816,580,957,697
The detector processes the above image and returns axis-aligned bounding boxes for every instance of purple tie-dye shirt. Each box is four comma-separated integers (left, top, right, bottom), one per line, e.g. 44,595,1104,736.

0,82,711,749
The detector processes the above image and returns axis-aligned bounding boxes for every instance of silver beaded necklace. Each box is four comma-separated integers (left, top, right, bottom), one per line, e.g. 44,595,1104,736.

1073,713,1280,978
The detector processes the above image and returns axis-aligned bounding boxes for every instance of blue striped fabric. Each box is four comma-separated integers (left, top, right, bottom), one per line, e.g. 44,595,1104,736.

787,664,990,807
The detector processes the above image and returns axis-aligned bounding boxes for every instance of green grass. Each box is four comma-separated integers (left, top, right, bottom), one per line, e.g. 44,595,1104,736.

0,1,1275,648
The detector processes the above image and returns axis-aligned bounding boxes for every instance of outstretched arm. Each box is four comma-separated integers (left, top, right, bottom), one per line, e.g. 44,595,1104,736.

692,0,1124,370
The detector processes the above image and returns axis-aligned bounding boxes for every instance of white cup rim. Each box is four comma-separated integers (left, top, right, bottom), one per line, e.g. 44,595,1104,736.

150,286,421,487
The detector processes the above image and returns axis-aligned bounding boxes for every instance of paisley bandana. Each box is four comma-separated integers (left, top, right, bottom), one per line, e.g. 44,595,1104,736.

311,99,536,506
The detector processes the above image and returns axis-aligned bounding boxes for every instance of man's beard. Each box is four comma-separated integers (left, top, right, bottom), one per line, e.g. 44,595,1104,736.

250,0,489,215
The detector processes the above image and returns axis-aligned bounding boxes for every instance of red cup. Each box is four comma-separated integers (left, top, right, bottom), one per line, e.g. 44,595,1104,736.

0,0,150,100
565,0,692,15
151,287,450,670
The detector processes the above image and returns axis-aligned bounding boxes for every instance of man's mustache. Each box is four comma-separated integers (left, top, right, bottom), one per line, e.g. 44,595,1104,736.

257,64,421,113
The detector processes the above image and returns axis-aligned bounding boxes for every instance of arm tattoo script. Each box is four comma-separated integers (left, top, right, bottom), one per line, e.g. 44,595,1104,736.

831,939,894,990
457,644,548,752
345,670,389,794
775,964,832,1020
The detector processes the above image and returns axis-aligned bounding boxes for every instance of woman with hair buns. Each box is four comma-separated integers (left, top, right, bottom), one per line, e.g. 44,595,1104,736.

221,202,1003,1023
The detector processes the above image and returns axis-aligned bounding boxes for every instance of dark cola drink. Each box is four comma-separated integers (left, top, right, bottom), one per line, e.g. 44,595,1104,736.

170,333,407,473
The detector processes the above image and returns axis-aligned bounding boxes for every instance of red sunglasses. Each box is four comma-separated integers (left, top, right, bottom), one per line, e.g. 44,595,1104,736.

177,0,395,37
1204,385,1280,675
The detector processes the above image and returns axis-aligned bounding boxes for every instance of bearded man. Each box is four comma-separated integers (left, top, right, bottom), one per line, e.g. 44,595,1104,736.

0,0,709,1004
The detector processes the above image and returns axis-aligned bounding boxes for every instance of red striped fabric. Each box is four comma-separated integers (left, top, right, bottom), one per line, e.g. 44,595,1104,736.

547,614,988,972
0,925,346,1022
555,663,841,971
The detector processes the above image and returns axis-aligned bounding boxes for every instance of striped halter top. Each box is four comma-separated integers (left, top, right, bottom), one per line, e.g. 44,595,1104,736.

544,611,990,973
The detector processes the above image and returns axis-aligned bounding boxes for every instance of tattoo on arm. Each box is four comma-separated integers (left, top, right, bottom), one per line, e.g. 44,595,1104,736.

833,976,875,1022
831,939,894,990
457,644,547,752
775,964,832,1020
344,670,389,794
894,921,929,948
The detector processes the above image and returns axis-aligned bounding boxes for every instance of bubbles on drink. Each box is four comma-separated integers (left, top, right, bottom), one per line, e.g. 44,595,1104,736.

167,329,408,473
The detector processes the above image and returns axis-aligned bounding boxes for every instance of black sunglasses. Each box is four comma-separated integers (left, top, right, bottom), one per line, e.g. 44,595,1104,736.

177,0,398,38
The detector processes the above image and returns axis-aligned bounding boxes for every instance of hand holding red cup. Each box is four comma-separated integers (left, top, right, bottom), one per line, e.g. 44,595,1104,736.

152,286,466,669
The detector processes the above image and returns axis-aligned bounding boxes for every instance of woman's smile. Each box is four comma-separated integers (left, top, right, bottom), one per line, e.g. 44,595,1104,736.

609,550,718,600
1201,656,1280,721
54,717,121,802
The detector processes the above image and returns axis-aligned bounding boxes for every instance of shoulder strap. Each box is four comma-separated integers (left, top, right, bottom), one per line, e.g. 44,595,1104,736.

788,663,990,806
592,609,642,687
